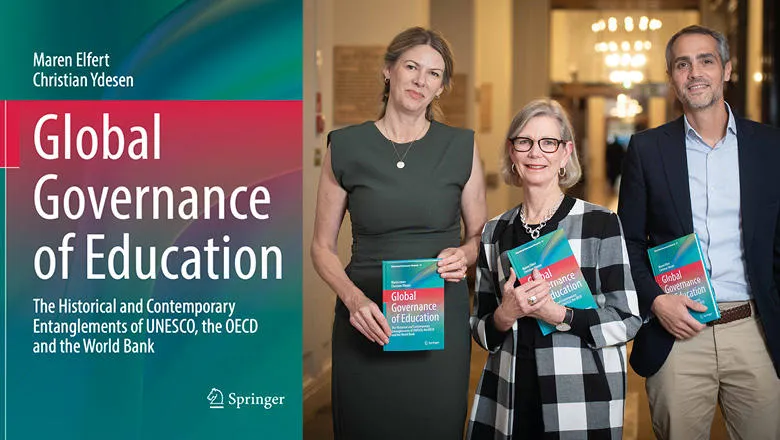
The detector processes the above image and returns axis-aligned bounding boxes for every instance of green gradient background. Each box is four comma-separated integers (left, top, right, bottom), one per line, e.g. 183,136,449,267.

0,0,302,100
0,1,186,100
1,1,302,439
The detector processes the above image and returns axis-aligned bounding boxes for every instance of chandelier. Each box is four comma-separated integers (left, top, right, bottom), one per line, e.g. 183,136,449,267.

592,16,662,88
610,94,643,119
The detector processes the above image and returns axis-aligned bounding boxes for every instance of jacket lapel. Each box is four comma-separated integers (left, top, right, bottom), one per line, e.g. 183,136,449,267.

659,117,694,234
737,118,757,254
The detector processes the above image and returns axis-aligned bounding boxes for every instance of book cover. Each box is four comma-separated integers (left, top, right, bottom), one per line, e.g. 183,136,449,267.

1,1,302,438
506,228,596,335
382,259,444,351
647,233,721,324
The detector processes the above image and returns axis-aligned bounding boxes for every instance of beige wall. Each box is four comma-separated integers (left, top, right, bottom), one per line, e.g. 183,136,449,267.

586,96,607,206
510,0,551,210
334,1,429,45
513,0,551,108
303,0,335,399
476,0,514,218
431,0,476,129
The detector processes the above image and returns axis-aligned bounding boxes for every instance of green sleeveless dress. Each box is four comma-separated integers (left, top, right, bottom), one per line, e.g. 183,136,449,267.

329,120,473,439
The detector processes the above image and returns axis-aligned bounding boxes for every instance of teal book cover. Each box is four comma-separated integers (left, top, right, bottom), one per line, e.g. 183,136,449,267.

381,259,444,351
1,1,302,439
506,228,596,335
647,233,720,324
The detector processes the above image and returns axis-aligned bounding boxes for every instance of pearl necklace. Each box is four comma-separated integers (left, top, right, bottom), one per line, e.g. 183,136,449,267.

519,193,565,239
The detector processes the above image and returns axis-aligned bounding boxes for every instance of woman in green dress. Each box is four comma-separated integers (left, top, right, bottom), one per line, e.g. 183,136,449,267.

311,27,487,439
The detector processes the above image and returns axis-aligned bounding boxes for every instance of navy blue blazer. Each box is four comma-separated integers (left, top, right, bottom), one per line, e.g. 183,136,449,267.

618,115,780,378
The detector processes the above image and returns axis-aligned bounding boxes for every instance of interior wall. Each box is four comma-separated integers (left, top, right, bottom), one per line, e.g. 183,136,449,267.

586,96,607,206
334,1,429,44
509,0,551,209
476,0,514,218
302,0,335,398
431,0,475,129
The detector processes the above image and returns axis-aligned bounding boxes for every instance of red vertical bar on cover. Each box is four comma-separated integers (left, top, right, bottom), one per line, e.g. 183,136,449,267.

2,101,21,168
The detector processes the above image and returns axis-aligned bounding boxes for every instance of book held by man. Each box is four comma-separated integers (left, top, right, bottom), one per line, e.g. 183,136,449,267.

506,228,596,335
647,233,720,324
382,258,445,351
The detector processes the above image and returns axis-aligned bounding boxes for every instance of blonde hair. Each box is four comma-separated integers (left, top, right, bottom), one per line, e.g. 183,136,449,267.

501,98,582,188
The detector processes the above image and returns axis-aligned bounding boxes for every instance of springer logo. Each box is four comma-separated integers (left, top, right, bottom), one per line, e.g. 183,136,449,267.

206,387,287,410
207,388,224,409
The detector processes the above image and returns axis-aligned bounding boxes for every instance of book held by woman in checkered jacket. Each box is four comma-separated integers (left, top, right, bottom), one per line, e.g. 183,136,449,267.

506,228,597,335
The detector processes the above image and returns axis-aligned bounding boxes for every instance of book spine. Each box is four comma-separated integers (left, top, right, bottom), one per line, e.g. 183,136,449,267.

692,233,720,320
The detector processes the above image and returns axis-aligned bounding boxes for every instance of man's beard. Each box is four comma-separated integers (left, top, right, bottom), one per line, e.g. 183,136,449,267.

679,78,724,110
683,89,720,110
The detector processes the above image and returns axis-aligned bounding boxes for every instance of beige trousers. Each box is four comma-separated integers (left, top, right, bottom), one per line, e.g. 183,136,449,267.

645,301,780,440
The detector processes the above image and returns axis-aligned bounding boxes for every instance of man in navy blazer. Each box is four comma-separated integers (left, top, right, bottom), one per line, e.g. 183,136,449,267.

618,25,780,439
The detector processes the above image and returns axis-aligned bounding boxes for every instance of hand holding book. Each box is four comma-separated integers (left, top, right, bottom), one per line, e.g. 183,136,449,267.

505,229,598,335
494,267,555,331
650,294,707,340
647,233,720,339
526,268,570,326
436,247,469,282
345,291,391,345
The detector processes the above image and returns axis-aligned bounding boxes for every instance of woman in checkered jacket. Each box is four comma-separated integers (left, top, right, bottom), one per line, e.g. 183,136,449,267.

467,99,642,440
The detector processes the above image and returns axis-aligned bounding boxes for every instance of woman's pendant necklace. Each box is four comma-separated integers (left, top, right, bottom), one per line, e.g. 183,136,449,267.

383,120,428,170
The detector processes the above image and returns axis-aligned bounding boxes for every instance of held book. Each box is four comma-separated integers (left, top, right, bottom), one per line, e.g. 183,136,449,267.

647,233,720,324
506,228,596,335
382,259,444,351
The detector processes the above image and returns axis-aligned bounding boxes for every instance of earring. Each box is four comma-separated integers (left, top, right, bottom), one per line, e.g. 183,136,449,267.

511,163,518,174
435,94,440,100
559,167,566,177
384,77,389,84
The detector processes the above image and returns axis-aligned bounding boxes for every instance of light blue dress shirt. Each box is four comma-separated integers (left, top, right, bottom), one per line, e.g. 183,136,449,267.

684,103,751,302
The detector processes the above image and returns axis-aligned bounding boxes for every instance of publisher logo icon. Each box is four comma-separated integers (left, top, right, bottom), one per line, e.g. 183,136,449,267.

207,388,224,409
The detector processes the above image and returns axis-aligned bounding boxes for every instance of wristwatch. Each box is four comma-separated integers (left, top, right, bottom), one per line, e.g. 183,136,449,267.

555,307,574,332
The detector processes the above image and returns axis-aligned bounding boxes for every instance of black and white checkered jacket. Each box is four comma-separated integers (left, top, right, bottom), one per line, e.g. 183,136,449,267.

467,198,641,439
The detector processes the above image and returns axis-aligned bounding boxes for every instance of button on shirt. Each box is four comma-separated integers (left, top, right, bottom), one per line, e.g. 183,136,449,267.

684,104,751,302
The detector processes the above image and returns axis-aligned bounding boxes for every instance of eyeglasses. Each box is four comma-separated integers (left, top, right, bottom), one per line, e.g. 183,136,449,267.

509,137,564,153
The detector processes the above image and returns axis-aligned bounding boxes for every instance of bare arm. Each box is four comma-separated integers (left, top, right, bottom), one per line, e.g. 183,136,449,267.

437,141,488,280
310,148,390,344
